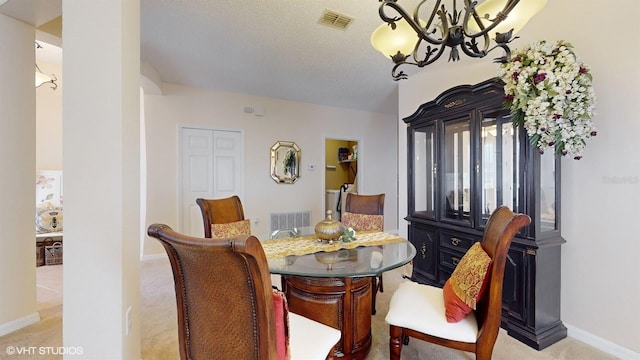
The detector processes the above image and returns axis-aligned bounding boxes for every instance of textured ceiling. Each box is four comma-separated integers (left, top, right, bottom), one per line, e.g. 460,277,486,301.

139,0,405,115
2,0,435,115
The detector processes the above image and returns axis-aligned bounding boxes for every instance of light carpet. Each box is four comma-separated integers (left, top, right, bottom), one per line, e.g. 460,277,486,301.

0,258,616,360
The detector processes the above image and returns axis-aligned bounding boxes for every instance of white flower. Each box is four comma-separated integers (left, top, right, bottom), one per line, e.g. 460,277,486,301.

500,40,597,159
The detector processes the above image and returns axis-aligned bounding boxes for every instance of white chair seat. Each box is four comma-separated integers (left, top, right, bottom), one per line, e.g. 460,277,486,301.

289,312,341,360
385,281,478,343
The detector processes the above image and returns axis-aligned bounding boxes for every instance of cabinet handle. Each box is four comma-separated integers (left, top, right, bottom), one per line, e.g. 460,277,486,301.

450,237,461,246
421,244,427,260
452,257,460,266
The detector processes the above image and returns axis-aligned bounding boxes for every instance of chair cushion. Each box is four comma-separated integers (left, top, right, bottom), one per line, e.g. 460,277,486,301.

210,219,251,238
341,212,383,231
443,242,492,322
273,289,290,360
289,312,341,360
385,281,478,343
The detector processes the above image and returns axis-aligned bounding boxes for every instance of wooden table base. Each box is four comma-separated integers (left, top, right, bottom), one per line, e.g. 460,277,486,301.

283,276,373,360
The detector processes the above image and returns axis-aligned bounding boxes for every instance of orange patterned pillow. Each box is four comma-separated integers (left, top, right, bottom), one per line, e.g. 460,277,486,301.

443,242,492,322
341,212,383,231
210,219,251,239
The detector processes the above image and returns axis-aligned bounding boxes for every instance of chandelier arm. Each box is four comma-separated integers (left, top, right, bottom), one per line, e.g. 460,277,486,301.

462,0,521,38
412,41,447,66
49,75,58,90
378,0,444,45
417,0,440,34
391,42,447,81
462,0,486,34
391,62,409,81
459,32,490,58
487,41,515,64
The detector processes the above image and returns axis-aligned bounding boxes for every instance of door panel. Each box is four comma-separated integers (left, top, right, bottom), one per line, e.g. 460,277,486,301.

213,131,242,197
180,128,243,236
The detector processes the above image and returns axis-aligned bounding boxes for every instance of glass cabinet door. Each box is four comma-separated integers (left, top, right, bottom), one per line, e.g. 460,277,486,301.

479,114,520,227
539,151,557,233
442,118,471,226
412,124,436,219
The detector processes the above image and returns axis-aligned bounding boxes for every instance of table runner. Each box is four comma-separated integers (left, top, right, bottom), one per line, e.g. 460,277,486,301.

262,231,405,259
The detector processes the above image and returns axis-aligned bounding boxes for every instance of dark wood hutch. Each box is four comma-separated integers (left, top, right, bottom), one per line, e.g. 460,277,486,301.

403,78,567,350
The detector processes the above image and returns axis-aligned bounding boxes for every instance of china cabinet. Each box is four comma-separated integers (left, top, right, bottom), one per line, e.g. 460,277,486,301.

404,78,566,350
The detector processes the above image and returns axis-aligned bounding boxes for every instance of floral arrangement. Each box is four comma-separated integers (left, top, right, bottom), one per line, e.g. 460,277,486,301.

500,40,597,159
341,227,357,243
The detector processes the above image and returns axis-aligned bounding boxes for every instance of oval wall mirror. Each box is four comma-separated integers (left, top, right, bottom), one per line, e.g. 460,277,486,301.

270,141,301,184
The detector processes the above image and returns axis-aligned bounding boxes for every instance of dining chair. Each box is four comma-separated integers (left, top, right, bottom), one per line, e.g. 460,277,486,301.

147,224,342,360
342,193,385,315
196,196,247,238
385,206,531,360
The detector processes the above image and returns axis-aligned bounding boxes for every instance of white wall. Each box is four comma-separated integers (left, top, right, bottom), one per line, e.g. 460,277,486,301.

143,84,398,255
36,60,63,170
0,13,39,336
397,0,640,355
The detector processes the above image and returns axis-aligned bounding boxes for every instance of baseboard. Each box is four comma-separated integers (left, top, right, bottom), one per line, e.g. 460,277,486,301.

0,312,40,337
566,323,640,360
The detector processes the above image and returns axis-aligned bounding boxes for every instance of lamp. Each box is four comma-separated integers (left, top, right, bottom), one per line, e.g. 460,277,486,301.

35,42,58,90
371,0,546,80
35,64,57,90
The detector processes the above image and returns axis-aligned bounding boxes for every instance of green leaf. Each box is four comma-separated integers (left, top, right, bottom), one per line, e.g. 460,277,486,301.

529,133,541,148
511,110,525,127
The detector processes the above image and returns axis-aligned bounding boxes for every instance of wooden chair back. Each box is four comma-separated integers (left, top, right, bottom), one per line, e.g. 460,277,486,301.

147,224,277,360
389,206,530,360
196,196,245,238
474,206,531,358
343,193,385,228
343,193,386,315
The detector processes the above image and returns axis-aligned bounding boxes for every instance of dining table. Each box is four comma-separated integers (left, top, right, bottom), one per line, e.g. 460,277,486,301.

261,228,416,360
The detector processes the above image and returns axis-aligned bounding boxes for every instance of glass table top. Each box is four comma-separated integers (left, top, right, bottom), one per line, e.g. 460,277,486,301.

261,227,416,278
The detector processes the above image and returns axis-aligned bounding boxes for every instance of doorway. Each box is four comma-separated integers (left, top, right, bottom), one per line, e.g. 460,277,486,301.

324,138,359,221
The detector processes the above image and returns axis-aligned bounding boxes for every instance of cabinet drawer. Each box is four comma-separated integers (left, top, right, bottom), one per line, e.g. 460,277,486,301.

440,247,465,272
440,231,477,252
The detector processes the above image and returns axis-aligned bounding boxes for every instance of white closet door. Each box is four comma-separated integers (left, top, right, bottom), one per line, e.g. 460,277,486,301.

180,127,243,236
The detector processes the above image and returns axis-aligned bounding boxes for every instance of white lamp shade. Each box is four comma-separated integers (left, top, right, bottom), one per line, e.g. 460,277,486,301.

35,71,53,87
371,18,424,58
467,0,547,36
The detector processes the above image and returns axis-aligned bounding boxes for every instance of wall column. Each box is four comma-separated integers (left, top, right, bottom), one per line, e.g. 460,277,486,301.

62,1,141,358
0,14,39,337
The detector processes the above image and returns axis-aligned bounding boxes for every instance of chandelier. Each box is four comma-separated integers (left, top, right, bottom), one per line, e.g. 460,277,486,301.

371,0,546,80
35,42,58,90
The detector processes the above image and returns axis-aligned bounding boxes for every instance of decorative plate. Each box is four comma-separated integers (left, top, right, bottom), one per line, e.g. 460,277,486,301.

36,207,63,234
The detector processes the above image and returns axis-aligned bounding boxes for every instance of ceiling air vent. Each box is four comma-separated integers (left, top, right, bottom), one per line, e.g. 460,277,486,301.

318,9,354,31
